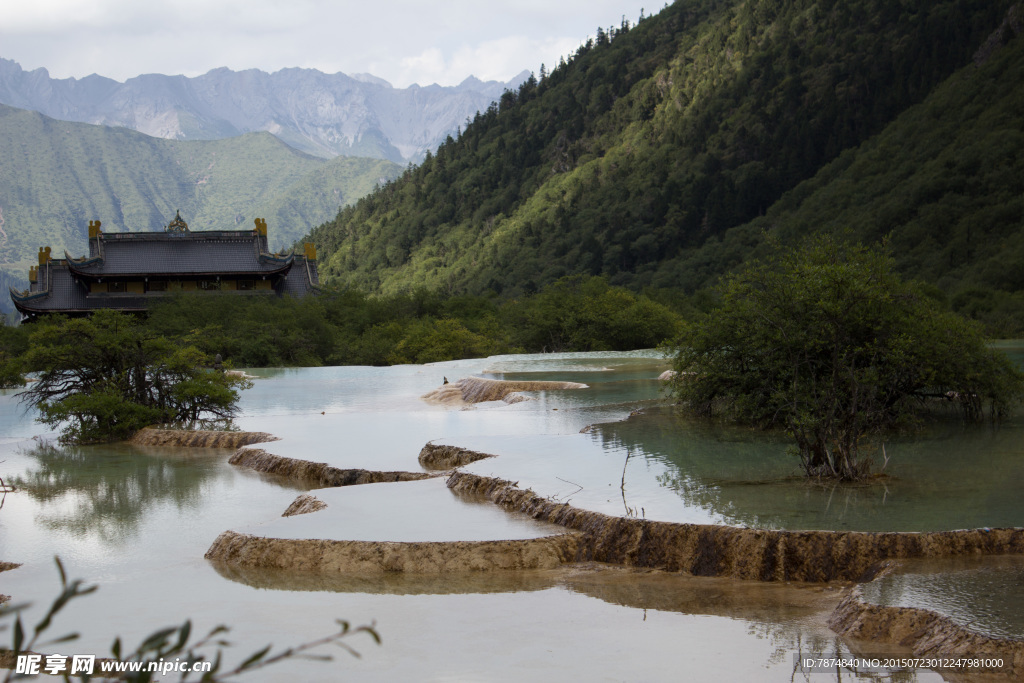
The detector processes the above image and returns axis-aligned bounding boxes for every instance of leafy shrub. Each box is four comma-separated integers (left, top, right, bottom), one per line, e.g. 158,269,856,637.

19,311,251,443
670,238,1024,480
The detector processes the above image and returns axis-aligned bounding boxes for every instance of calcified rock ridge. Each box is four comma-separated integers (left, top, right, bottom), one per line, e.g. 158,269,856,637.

829,586,1024,676
418,443,497,470
421,377,587,405
205,531,581,573
445,470,1024,583
130,428,278,449
281,494,328,517
228,448,435,487
209,448,1024,582
206,414,1024,659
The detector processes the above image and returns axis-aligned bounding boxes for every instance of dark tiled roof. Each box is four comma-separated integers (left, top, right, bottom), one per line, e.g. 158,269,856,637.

11,228,319,317
11,263,151,313
275,258,320,297
69,232,291,277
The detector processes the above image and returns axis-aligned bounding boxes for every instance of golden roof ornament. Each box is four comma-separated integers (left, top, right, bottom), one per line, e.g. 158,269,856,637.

166,210,190,233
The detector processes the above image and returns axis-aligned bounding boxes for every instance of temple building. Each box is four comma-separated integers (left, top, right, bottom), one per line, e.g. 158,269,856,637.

10,213,319,320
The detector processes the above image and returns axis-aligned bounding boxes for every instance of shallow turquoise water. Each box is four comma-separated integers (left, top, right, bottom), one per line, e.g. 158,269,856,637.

587,406,1024,531
2,348,1018,680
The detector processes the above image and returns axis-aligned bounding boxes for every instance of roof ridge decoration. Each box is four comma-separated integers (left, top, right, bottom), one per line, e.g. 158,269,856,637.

166,210,190,233
302,258,321,293
65,249,103,267
9,286,50,303
11,256,50,302
258,250,295,265
251,216,293,265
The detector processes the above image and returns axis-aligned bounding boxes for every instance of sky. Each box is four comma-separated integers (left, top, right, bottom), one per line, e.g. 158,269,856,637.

0,0,654,87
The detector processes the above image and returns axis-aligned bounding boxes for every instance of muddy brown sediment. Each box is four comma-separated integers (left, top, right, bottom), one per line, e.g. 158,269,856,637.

564,563,845,619
282,494,328,516
130,428,278,448
421,377,588,405
229,448,436,487
445,470,1024,583
209,560,566,595
418,443,497,470
204,530,581,573
829,587,1024,676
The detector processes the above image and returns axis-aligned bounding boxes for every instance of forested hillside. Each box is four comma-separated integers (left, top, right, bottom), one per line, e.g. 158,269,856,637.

0,104,400,301
735,8,1024,335
310,0,1021,317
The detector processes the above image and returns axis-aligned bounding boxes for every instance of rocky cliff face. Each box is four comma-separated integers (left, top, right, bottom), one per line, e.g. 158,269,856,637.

0,58,528,163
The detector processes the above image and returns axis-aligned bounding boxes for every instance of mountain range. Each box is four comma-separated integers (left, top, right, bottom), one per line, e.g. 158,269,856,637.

0,61,530,313
0,104,402,313
0,58,529,163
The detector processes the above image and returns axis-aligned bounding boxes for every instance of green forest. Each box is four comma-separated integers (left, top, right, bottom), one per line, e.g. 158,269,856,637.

1,277,682,383
5,0,1024,373
309,0,1024,334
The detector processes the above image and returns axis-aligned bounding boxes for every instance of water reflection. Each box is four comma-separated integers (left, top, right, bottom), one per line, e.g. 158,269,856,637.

861,555,1024,639
591,406,1024,531
207,560,936,682
2,351,1016,682
210,562,565,595
12,440,229,543
237,477,568,542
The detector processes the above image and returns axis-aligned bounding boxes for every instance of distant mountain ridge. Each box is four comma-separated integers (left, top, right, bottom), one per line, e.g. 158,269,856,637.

0,102,403,315
0,59,530,163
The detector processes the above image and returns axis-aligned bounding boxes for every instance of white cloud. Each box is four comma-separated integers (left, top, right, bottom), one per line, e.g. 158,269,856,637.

0,0,650,86
398,48,448,84
385,34,586,87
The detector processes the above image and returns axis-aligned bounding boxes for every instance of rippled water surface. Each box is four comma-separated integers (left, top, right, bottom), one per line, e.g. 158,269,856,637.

2,348,1020,681
861,555,1024,639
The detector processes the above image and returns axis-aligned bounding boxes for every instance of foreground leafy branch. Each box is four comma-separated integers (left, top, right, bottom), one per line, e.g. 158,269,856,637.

1,557,380,682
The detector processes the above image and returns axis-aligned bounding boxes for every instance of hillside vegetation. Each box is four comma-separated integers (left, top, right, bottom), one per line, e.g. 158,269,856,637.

309,0,1022,332
0,105,400,297
739,8,1024,335
0,275,683,379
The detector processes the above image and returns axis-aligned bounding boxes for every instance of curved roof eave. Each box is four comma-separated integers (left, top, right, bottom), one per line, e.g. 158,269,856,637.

64,261,294,280
12,300,148,315
64,250,104,267
9,285,50,303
